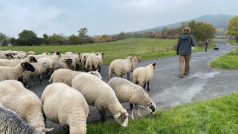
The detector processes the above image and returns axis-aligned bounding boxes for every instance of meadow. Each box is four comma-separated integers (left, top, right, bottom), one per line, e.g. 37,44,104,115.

0,38,211,65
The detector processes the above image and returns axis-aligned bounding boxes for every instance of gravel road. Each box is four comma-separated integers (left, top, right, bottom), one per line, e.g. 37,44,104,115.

29,41,238,133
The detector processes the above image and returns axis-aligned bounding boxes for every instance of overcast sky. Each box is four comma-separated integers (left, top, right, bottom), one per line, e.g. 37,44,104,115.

0,0,237,37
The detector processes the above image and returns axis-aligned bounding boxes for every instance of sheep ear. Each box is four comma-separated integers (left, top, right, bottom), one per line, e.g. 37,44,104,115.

42,128,54,132
152,63,156,67
114,113,121,118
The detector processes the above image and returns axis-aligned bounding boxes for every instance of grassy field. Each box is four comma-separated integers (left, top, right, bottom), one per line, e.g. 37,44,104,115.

229,40,238,46
86,93,238,134
0,38,213,65
210,47,238,69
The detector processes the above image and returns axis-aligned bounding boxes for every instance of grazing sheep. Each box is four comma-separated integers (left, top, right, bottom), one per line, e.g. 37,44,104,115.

108,77,156,119
132,63,156,91
0,62,35,81
0,106,41,134
72,73,129,127
42,83,89,134
0,80,52,133
49,69,102,86
108,56,140,80
85,52,104,72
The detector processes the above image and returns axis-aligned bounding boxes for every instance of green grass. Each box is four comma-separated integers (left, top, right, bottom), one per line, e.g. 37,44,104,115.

0,38,211,65
210,47,238,69
228,40,238,46
86,93,238,134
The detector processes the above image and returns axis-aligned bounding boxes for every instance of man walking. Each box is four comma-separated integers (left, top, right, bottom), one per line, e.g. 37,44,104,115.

204,40,209,52
176,27,196,78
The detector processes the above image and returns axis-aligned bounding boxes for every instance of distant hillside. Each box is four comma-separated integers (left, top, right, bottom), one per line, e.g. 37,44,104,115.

137,14,234,35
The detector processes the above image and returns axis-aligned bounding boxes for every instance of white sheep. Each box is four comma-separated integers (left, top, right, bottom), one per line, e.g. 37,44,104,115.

42,83,89,134
85,52,104,72
49,68,102,86
0,106,41,134
0,80,53,133
108,77,156,119
0,62,35,81
0,56,37,67
132,63,156,91
72,73,129,127
108,56,141,80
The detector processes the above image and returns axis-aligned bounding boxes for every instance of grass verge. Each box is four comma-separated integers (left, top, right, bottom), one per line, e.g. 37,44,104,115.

0,38,212,65
228,40,238,46
210,47,238,69
87,93,238,134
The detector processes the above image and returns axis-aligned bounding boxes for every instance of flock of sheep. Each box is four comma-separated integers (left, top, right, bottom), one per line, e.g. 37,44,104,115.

0,49,157,134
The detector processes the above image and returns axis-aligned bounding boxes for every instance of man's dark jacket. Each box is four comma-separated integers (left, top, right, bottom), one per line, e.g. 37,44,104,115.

176,34,196,55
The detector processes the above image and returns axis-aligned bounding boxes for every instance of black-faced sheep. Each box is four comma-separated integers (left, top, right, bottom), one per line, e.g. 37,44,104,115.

0,62,35,81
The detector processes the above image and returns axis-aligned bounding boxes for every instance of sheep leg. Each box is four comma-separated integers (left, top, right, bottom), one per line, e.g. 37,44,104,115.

147,81,150,91
39,74,43,85
98,110,106,123
127,72,130,80
143,83,146,89
135,104,142,117
129,104,134,120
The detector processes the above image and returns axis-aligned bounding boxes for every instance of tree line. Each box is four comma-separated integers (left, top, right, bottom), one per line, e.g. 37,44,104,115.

0,18,237,46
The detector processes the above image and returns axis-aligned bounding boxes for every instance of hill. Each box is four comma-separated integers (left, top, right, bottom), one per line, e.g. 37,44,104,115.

138,14,234,35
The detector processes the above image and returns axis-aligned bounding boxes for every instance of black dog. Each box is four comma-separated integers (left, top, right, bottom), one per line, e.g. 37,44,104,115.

213,47,219,50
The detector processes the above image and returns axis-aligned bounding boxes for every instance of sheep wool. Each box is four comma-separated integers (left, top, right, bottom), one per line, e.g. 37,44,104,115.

42,83,89,134
132,63,156,91
108,77,156,119
0,106,40,134
49,69,102,86
72,73,128,127
0,80,52,133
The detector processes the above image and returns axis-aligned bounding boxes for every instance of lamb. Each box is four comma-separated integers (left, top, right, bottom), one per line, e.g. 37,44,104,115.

49,68,102,86
42,83,89,134
0,80,52,133
132,63,156,91
108,77,156,119
108,56,141,80
72,73,129,127
0,106,41,134
0,62,35,81
85,52,104,72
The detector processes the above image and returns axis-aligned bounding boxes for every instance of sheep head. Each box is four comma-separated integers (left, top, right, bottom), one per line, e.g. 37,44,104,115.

113,109,129,128
21,62,35,72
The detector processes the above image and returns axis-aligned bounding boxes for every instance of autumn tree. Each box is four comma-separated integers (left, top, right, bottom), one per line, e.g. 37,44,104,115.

227,16,238,42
